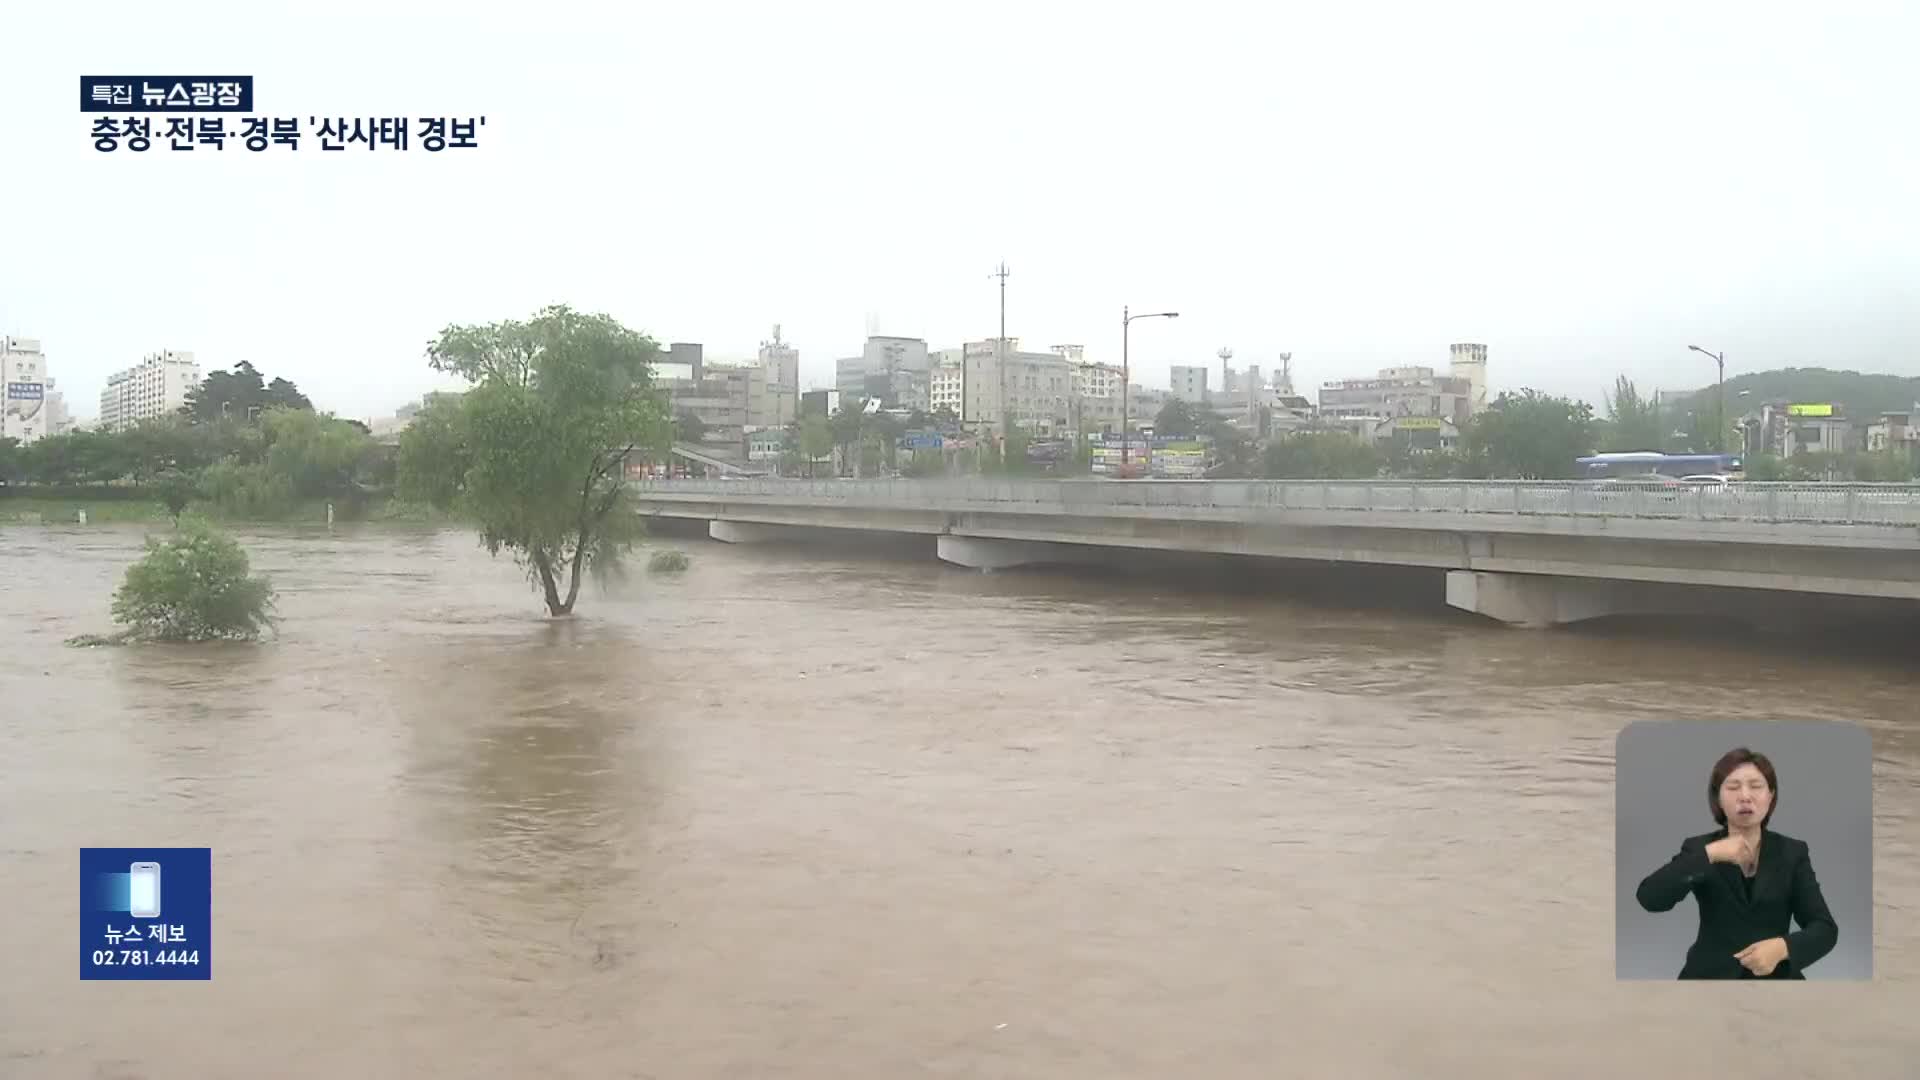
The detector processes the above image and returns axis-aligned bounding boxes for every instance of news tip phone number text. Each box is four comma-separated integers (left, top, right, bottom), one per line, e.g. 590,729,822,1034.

89,949,201,966
89,116,486,153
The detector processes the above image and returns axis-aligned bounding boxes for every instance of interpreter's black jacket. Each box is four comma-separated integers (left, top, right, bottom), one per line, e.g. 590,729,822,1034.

1635,828,1838,979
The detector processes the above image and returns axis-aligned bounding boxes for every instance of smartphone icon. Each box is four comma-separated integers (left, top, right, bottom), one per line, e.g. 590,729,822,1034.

129,862,162,919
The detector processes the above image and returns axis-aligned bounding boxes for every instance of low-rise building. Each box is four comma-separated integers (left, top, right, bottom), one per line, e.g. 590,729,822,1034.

650,342,751,458
1376,415,1462,452
1319,364,1474,426
1780,403,1854,458
1125,385,1171,425
1865,408,1920,456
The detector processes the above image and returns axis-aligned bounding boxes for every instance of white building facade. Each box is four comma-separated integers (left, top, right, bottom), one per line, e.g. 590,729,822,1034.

1,336,53,444
836,335,932,412
99,350,200,430
929,353,965,416
1068,358,1125,435
951,339,1072,437
1169,365,1210,405
747,327,801,430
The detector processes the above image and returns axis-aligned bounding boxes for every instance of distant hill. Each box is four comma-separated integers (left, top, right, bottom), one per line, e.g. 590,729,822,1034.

1666,367,1920,421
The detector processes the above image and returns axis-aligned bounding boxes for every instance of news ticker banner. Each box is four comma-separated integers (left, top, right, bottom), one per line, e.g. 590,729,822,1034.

81,76,485,154
80,847,211,980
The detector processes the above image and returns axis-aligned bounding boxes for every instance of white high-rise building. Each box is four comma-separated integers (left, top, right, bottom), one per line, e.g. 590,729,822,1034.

99,350,200,431
929,353,965,417
1,336,52,444
1449,343,1489,415
748,325,801,429
1067,355,1125,436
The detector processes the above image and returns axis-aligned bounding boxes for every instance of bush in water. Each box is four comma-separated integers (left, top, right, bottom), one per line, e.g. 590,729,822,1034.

647,549,689,573
107,524,278,642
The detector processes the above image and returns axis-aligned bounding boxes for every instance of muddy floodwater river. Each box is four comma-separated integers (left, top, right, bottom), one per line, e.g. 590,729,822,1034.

2,523,1916,1078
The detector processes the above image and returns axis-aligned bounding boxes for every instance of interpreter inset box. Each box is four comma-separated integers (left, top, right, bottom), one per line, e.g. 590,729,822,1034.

1615,721,1871,980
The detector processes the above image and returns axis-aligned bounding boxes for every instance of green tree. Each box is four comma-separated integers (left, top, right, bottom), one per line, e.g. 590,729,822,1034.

1065,438,1095,476
1847,451,1917,482
673,410,707,444
1261,431,1384,479
0,436,19,484
1601,375,1663,452
261,409,373,499
107,524,277,642
197,460,294,517
1203,415,1255,477
17,433,75,484
402,305,671,616
35,430,139,485
865,412,905,472
265,376,313,412
798,414,834,477
123,416,217,483
1154,399,1199,437
1387,443,1465,479
830,402,866,475
1462,389,1597,479
181,361,314,423
396,395,470,506
153,469,199,523
1744,453,1789,481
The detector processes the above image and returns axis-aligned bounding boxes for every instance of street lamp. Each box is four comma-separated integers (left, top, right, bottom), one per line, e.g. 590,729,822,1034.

1121,306,1179,475
1688,345,1726,453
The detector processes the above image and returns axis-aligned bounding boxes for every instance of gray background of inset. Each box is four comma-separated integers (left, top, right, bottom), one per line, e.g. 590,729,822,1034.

1615,720,1872,980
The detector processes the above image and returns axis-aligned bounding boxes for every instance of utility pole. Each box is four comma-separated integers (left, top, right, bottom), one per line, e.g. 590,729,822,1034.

990,261,1010,441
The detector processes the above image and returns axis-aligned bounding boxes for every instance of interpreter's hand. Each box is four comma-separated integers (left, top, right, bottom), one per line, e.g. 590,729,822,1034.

1706,835,1755,873
1734,937,1789,977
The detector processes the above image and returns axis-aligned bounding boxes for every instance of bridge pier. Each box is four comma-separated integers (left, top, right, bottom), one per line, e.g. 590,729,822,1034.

709,520,785,544
937,535,1076,571
1446,570,1632,628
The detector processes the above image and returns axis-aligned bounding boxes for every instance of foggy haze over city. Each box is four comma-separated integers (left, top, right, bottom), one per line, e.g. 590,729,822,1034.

2,1,1916,420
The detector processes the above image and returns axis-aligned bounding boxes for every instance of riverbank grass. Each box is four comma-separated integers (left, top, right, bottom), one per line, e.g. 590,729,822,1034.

2,494,461,526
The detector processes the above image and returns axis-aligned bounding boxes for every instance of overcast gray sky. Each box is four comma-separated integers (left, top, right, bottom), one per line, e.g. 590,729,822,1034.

4,1,1916,422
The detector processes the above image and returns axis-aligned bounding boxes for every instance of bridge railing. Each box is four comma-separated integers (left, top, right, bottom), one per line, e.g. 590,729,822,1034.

630,478,1920,528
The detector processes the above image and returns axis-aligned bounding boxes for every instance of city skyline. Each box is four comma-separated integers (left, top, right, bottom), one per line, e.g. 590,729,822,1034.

3,3,1916,422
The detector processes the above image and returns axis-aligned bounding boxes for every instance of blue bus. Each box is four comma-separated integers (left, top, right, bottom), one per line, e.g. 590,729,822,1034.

1575,451,1744,480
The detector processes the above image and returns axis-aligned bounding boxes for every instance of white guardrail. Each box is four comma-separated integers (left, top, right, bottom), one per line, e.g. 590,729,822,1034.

630,478,1920,528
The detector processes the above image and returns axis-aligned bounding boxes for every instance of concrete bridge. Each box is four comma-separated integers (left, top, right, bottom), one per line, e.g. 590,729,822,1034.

630,478,1920,627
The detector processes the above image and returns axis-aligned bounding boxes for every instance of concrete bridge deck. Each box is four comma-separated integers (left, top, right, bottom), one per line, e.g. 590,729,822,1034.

631,478,1920,627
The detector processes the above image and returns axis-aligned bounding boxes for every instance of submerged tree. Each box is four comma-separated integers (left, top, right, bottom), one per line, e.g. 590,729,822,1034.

400,305,670,616
77,524,278,644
